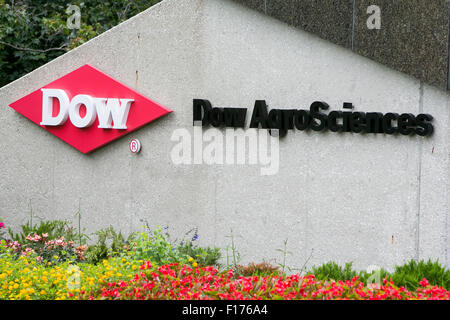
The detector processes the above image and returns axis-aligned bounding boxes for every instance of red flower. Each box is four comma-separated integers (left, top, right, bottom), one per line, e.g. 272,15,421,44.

419,278,430,287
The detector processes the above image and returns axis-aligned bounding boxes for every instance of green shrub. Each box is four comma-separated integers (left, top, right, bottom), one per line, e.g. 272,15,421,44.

307,262,358,281
5,233,86,264
8,219,79,243
389,259,450,290
126,226,222,268
177,241,221,268
85,226,136,265
129,227,190,266
307,260,450,290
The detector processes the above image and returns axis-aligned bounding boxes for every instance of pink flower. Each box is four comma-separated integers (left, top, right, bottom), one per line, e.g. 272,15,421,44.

0,222,5,229
419,278,430,287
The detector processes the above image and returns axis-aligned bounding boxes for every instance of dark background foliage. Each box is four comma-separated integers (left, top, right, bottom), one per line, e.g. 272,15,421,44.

0,0,161,87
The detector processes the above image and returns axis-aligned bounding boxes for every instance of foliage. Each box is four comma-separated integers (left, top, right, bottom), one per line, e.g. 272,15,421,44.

1,250,450,300
225,229,241,270
2,216,450,300
7,219,81,243
308,262,359,282
5,233,86,264
175,229,222,268
276,239,292,274
235,262,280,277
308,260,450,291
0,0,162,87
0,246,142,300
129,227,191,266
177,241,221,268
84,226,136,265
388,259,450,290
79,262,450,300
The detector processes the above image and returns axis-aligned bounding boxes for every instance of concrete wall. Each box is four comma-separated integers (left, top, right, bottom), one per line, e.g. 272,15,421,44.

0,0,449,271
234,0,450,91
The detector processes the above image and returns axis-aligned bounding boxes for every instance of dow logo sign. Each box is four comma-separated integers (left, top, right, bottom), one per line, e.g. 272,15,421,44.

9,64,172,153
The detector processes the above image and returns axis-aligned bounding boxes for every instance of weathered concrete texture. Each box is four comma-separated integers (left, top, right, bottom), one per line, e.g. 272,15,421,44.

354,0,450,90
0,0,449,271
268,0,353,48
233,0,265,12
237,0,354,48
233,0,450,91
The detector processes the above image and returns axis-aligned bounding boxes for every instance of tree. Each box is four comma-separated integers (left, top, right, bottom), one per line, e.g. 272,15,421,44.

0,0,161,87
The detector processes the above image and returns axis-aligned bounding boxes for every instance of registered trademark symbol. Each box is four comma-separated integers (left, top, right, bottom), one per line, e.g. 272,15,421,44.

129,138,141,153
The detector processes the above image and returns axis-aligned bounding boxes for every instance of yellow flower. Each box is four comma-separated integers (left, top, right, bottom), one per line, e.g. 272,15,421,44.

188,257,194,262
40,290,46,295
192,262,198,267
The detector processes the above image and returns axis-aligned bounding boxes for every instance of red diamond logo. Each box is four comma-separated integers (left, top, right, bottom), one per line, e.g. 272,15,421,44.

9,64,172,153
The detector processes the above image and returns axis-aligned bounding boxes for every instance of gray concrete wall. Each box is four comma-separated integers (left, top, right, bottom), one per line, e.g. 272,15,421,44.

0,0,449,271
234,0,450,91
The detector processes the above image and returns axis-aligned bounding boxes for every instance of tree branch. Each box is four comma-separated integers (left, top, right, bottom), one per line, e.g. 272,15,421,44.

0,40,68,53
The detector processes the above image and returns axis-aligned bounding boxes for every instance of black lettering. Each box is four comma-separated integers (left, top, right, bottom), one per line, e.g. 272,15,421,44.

327,111,343,132
415,114,433,137
342,112,352,132
365,112,383,133
281,109,296,131
223,108,247,128
294,110,310,130
267,109,287,137
398,113,415,135
193,99,212,126
310,101,329,131
210,108,224,127
267,109,282,129
350,112,366,133
382,113,398,134
250,100,269,129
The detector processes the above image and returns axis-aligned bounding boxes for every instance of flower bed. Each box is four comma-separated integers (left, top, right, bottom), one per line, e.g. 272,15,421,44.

1,253,450,300
80,262,450,300
1,218,450,300
0,251,142,300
